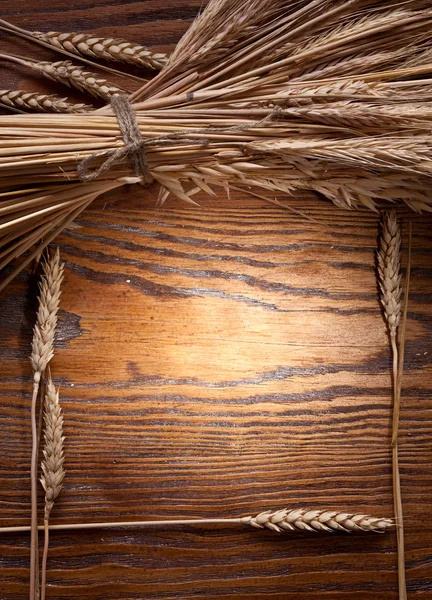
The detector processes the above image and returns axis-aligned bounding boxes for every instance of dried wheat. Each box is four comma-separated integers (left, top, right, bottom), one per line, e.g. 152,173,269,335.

242,508,393,533
31,248,65,379
29,249,64,600
0,54,126,101
378,210,402,344
33,31,168,70
377,210,406,600
38,60,125,101
0,507,393,534
2,0,432,290
40,379,65,520
0,89,92,113
40,378,65,600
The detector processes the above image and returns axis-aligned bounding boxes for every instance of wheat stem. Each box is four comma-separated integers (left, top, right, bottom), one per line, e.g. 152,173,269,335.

393,223,412,446
392,223,412,600
41,521,49,600
393,445,406,600
29,382,39,600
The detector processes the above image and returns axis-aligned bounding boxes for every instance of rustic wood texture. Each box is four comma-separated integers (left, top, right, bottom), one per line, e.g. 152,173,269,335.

1,2,432,599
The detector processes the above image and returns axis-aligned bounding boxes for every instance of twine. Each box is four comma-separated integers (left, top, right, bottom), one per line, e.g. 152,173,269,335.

78,94,282,184
78,95,153,184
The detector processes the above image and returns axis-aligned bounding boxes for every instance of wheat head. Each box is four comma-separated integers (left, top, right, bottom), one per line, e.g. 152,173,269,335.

378,209,402,341
0,89,92,113
30,249,64,381
29,59,126,101
242,508,393,533
40,379,65,520
33,31,168,70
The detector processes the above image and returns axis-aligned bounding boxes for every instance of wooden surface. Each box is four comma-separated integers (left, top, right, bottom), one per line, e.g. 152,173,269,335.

1,2,432,599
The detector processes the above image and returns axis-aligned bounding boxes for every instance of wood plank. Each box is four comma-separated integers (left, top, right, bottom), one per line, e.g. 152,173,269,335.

0,2,432,599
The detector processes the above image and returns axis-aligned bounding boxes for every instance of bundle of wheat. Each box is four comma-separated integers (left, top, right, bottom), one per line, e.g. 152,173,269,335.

1,0,432,291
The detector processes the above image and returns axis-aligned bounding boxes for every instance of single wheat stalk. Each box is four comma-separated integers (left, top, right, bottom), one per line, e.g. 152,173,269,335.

33,31,168,70
29,249,64,600
0,53,126,101
0,89,93,113
40,379,65,600
0,508,393,534
377,210,406,600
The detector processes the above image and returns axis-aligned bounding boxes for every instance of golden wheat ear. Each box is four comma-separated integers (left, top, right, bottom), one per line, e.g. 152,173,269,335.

29,248,64,600
40,378,65,600
0,53,127,101
40,379,65,520
0,89,93,113
242,509,393,534
33,30,168,70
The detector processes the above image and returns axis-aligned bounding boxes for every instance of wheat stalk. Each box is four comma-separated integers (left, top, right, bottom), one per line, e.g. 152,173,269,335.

29,249,64,600
40,378,65,600
33,31,168,71
377,210,406,600
0,89,93,113
0,53,126,101
0,508,393,534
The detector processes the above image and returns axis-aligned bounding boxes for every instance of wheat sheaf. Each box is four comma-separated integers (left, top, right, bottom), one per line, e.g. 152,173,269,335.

1,0,432,289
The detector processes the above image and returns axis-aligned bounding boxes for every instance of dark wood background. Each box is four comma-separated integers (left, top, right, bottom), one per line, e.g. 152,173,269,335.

1,2,432,598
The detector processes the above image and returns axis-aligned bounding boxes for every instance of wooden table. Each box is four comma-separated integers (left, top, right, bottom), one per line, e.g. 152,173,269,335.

1,2,432,598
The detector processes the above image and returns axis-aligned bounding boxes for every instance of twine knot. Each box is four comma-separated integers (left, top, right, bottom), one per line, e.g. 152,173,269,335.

78,94,153,184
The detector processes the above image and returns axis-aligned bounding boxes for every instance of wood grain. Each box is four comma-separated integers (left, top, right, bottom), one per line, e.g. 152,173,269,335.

1,2,432,599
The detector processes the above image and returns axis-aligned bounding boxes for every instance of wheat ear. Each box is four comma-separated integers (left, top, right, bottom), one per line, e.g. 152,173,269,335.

241,508,393,533
0,89,93,113
33,31,168,70
378,210,402,377
0,53,126,101
40,379,65,600
377,211,406,600
0,508,393,535
29,249,64,600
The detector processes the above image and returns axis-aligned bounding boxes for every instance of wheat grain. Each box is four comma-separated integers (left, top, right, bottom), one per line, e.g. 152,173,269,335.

0,89,92,113
242,508,393,534
33,31,168,70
